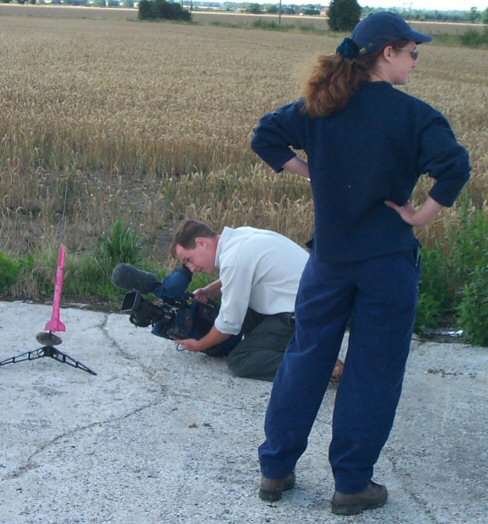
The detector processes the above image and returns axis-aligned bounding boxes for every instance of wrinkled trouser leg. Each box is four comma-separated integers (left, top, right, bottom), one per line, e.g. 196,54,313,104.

330,250,420,493
227,312,294,382
259,251,420,491
259,256,355,478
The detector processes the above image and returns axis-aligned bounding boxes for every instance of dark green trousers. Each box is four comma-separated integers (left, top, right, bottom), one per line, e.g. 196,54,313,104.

226,309,295,382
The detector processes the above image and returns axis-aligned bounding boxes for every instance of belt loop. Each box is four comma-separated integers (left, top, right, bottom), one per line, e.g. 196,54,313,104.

275,312,295,326
414,247,421,266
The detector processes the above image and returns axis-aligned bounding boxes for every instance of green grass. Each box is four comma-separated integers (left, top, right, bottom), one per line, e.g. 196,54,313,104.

1,203,486,346
0,252,21,294
208,18,328,35
415,193,488,344
433,27,488,49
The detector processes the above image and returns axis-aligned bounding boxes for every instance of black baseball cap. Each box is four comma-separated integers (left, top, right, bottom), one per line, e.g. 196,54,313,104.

352,12,433,55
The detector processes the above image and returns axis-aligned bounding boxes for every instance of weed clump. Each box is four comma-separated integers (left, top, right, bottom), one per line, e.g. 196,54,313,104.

0,252,21,295
416,194,488,344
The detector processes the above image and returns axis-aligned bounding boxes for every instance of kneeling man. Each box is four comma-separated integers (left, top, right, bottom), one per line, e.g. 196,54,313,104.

171,220,343,382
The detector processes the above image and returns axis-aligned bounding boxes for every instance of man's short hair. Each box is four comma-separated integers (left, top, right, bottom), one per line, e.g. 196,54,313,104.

170,220,217,257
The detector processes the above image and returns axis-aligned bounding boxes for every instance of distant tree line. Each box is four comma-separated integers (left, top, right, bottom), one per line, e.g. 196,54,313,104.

242,3,321,15
363,6,488,24
2,0,488,25
195,1,488,24
1,0,136,5
192,1,488,24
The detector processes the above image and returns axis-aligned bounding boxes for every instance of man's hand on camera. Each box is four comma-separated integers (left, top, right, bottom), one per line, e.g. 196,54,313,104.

192,279,223,303
192,288,210,304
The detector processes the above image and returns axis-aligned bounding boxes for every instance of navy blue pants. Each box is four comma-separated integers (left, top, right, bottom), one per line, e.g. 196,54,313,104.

258,249,420,494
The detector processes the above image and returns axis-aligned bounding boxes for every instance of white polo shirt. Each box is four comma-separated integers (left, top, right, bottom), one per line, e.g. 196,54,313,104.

214,227,309,335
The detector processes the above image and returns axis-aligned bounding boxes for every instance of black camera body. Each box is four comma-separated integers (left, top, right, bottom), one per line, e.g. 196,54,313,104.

121,291,217,341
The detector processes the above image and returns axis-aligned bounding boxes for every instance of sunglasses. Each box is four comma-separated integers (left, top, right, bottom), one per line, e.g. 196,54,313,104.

397,48,419,60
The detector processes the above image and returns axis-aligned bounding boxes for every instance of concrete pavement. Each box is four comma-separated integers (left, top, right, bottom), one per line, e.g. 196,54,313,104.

0,301,486,524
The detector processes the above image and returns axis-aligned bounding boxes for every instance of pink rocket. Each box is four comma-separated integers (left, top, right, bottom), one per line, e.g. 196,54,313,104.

45,244,67,333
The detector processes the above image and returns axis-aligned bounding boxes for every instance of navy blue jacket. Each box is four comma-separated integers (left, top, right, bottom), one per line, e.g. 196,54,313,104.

251,81,470,263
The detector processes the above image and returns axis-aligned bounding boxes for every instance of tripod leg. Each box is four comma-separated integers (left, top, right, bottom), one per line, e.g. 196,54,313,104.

42,346,97,376
0,347,97,376
0,348,45,367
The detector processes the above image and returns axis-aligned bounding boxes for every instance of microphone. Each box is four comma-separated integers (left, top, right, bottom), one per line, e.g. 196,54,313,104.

112,263,160,294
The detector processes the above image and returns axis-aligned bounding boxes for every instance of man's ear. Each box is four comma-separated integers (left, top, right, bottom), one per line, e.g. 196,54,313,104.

195,237,207,248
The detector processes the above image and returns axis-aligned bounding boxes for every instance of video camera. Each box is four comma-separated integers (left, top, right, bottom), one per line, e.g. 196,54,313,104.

121,290,218,341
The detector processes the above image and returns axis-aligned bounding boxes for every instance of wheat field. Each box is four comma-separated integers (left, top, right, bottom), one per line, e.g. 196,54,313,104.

0,5,487,263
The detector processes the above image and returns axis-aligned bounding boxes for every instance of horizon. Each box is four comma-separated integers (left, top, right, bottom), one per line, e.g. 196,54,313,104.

357,1,487,11
240,0,488,10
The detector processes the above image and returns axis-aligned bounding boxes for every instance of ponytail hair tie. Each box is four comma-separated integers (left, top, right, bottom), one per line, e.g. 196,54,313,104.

336,37,360,60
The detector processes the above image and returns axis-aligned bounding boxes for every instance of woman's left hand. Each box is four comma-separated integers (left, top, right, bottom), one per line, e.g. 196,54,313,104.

384,200,418,225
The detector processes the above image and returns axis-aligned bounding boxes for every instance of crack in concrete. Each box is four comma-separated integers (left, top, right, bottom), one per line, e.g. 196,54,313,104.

2,313,171,483
101,313,164,382
2,394,166,482
383,446,440,524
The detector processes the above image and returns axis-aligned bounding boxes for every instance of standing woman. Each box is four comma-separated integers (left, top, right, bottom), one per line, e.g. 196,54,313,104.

251,12,470,516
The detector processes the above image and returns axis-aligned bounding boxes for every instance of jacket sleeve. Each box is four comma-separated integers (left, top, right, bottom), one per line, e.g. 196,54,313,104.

417,112,471,207
251,101,306,172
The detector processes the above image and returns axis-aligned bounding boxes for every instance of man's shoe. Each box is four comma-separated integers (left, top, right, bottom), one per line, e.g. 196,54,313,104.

259,472,296,502
112,263,160,294
331,481,388,515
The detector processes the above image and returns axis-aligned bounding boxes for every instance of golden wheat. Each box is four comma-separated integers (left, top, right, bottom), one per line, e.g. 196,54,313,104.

0,6,486,263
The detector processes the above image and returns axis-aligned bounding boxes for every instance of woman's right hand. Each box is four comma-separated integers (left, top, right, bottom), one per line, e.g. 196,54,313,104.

283,156,310,179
